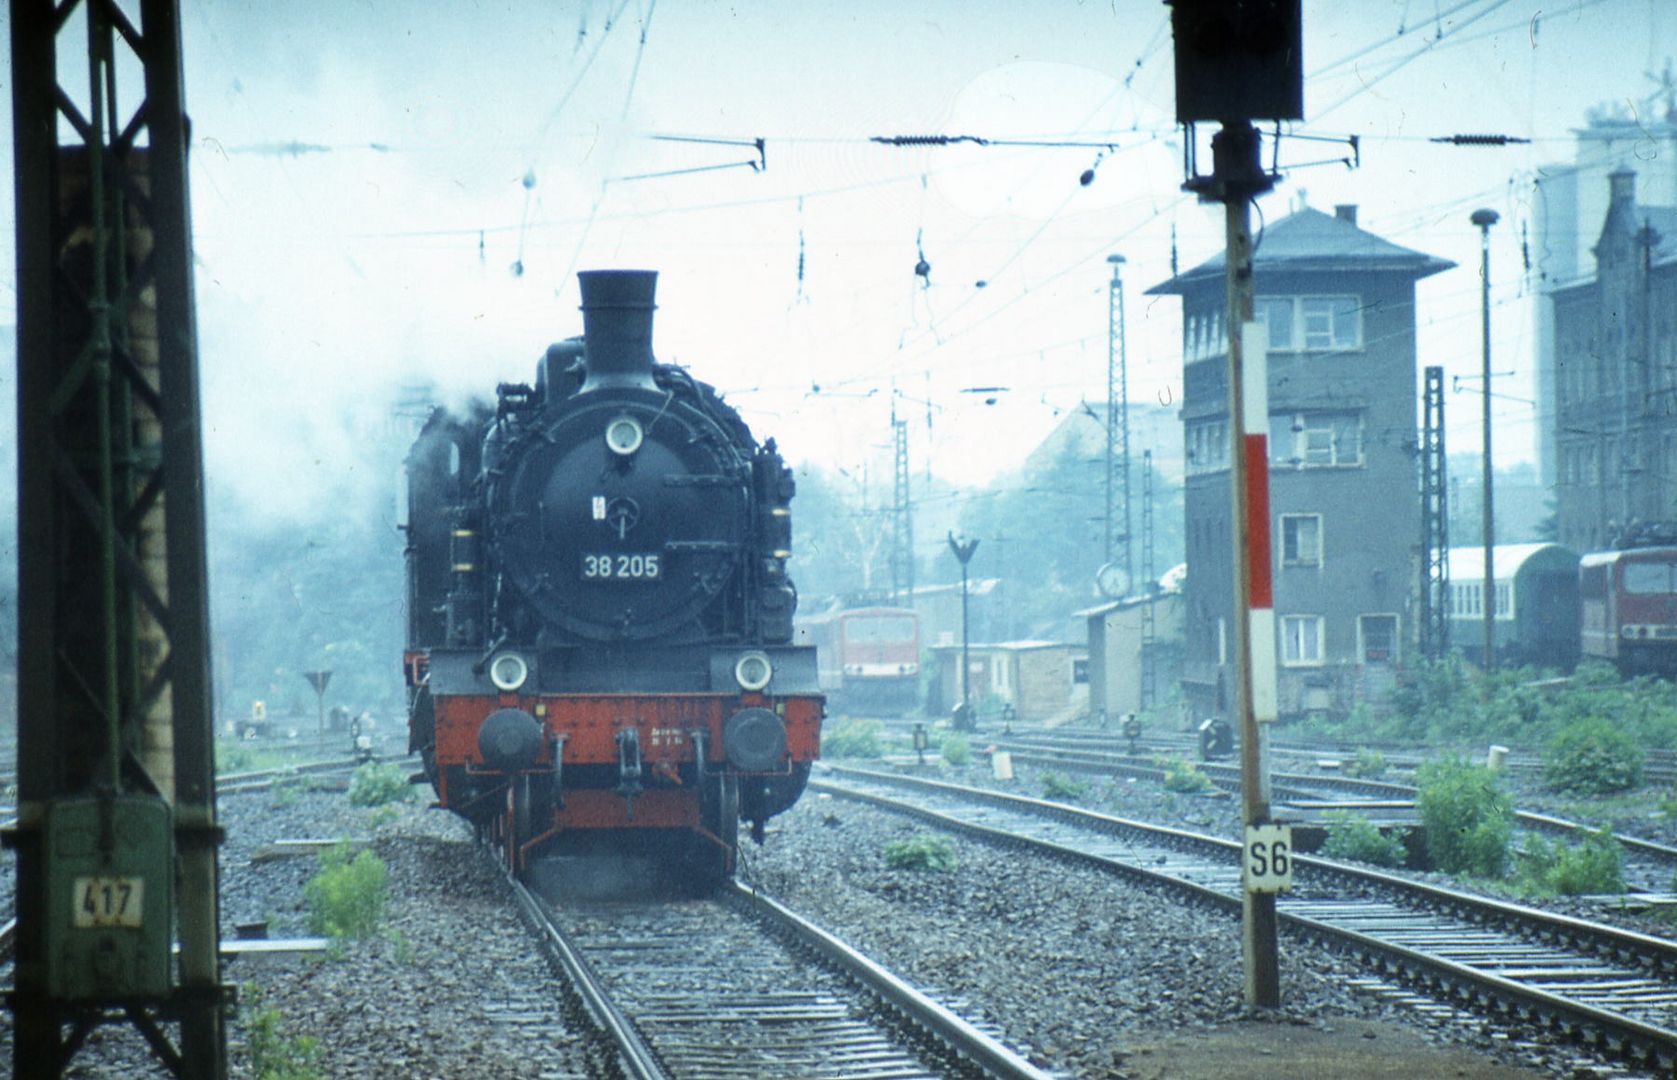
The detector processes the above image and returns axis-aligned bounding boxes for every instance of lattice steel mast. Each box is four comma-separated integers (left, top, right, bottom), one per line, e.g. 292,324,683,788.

1419,366,1450,659
10,1,226,1074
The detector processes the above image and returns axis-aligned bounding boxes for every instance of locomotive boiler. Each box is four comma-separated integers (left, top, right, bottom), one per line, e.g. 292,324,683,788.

404,270,823,883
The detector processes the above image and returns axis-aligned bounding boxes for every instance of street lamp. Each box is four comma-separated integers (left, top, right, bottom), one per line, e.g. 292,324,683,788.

947,532,980,731
1471,208,1499,671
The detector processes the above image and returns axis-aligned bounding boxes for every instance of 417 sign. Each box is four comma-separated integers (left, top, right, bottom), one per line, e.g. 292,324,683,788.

1243,824,1293,893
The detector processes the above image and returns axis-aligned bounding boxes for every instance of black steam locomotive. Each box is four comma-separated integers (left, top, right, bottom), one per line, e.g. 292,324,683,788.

404,270,823,882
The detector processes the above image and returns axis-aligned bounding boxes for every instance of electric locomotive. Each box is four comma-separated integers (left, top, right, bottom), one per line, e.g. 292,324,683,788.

795,602,922,715
404,270,822,882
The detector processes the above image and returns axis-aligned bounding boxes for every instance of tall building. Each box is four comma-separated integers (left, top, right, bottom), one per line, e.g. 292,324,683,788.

1147,205,1453,721
1533,95,1677,489
1552,169,1677,551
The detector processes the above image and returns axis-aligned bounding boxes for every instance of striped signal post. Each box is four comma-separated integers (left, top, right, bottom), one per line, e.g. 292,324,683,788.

1168,0,1301,1008
1224,172,1283,1009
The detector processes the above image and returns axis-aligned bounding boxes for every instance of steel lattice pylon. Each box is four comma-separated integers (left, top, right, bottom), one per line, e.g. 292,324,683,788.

10,1,227,1075
889,411,913,605
1420,365,1450,659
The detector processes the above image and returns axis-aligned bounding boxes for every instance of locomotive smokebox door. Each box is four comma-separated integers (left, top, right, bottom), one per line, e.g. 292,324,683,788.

45,794,175,999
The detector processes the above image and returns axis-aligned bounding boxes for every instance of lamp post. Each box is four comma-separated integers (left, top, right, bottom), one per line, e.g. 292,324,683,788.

1471,208,1499,671
947,532,979,731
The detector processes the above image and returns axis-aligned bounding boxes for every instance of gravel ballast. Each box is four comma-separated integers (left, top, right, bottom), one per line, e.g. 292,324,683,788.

0,751,1658,1078
1,781,595,1079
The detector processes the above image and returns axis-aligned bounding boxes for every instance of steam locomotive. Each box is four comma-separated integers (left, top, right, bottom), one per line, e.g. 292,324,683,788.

404,270,823,883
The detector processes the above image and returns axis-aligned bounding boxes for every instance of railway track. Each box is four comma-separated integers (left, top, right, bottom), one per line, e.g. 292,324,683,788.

510,870,1051,1079
818,763,1677,1073
1025,722,1677,786
990,733,1677,889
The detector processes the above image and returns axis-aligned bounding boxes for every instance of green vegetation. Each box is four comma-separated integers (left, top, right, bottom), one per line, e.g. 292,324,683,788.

1157,756,1216,795
346,761,414,807
1543,719,1644,795
1318,811,1409,868
269,772,315,809
1517,829,1625,897
1312,659,1677,767
243,990,322,1080
1341,749,1388,780
940,734,972,767
822,718,885,759
1415,758,1513,878
883,834,957,873
304,844,388,940
1040,771,1087,801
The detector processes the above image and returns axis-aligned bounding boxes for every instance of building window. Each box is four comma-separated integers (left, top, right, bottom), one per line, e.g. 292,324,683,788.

1280,514,1322,566
1281,615,1324,666
1255,295,1362,352
1185,309,1229,361
1270,412,1363,468
1359,614,1399,664
1187,418,1229,475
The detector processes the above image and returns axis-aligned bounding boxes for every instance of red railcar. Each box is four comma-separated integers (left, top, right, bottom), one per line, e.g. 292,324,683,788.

795,605,921,715
1579,546,1677,676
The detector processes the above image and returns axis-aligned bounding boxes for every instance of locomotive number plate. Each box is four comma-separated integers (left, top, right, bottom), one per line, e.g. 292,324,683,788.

72,876,145,928
582,553,662,580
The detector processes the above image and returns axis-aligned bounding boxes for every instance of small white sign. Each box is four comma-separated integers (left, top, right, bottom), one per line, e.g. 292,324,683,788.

591,496,607,520
991,751,1013,781
72,876,145,928
1243,824,1293,893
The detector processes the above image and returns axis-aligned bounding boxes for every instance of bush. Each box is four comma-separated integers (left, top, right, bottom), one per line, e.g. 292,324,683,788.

1522,828,1625,896
347,762,413,807
883,834,957,872
1342,749,1388,780
940,734,971,766
1415,758,1512,878
1040,771,1086,801
1318,811,1408,868
244,990,322,1080
270,772,312,808
822,719,884,759
1544,719,1644,795
1158,756,1215,794
304,844,388,940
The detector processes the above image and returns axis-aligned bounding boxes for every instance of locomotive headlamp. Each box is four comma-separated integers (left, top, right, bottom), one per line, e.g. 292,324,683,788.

734,651,773,692
605,415,644,456
488,652,530,692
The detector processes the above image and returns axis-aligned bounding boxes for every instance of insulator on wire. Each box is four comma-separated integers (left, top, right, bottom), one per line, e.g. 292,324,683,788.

1429,134,1530,146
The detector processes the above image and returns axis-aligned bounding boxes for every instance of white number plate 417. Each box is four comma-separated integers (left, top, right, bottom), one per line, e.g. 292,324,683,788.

73,876,145,928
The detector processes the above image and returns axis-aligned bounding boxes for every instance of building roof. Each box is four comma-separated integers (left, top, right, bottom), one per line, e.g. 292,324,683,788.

1552,203,1677,294
912,578,1001,599
929,639,1073,653
1072,587,1182,619
1445,543,1578,582
1146,206,1455,295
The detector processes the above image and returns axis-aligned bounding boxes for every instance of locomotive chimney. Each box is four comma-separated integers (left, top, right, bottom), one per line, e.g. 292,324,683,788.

578,269,659,393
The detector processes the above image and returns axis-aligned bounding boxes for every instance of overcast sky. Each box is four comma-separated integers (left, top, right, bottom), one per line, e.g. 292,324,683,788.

2,0,1673,519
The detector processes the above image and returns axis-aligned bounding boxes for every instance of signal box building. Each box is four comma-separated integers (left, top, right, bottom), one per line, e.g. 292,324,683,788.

1147,205,1453,722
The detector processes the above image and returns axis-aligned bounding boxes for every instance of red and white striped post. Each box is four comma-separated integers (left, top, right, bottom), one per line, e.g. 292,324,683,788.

1219,122,1281,1007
